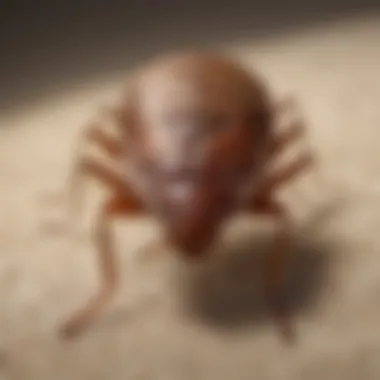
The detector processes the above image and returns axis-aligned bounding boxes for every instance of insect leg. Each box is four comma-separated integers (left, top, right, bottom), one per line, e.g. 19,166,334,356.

268,120,305,157
80,102,122,159
39,105,125,221
79,104,124,157
65,102,126,219
68,118,123,208
80,121,123,157
60,193,144,339
258,151,314,193
67,156,128,224
246,194,295,343
244,151,313,342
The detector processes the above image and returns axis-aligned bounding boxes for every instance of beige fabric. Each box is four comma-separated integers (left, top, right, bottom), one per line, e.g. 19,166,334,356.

0,13,380,380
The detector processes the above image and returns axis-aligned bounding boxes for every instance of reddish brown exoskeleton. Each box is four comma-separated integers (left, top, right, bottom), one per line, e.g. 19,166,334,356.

60,51,313,340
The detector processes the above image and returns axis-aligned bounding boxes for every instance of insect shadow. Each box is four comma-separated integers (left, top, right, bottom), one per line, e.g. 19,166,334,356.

97,200,342,335
176,203,341,332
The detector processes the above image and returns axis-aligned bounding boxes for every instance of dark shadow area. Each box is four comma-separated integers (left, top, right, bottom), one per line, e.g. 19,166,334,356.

95,199,343,337
1,0,380,115
180,232,335,332
86,229,337,337
177,200,343,333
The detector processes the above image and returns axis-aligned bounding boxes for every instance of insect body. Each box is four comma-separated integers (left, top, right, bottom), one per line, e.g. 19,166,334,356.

61,51,313,340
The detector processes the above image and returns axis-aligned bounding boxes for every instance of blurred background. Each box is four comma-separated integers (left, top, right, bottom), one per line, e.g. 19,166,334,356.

1,0,379,114
1,1,380,379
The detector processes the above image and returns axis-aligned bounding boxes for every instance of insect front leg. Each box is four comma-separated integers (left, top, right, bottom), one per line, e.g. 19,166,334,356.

59,158,145,339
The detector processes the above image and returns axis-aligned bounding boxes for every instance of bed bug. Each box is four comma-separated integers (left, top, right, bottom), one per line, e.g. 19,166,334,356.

60,51,313,340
